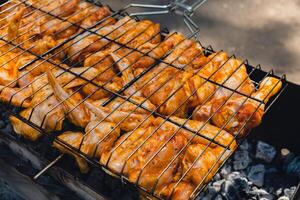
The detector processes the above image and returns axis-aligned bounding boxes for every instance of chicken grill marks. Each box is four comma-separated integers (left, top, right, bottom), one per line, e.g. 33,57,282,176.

0,1,286,200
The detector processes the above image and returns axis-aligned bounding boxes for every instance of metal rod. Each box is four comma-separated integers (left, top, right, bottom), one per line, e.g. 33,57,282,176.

33,154,64,180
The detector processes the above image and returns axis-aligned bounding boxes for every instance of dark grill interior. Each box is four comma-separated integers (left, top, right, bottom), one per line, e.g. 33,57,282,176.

0,0,290,200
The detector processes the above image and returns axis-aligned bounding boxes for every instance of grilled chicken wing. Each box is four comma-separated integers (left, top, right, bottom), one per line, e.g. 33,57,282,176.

84,100,154,132
131,33,185,70
192,57,255,121
156,117,236,150
157,181,195,200
0,52,19,86
53,131,90,173
46,68,90,128
68,16,136,63
82,121,120,159
210,76,282,135
9,83,65,141
180,144,228,191
135,38,216,117
0,86,32,107
27,0,80,18
54,121,121,173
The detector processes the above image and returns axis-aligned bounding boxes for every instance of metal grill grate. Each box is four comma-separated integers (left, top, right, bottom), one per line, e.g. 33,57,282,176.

0,1,287,200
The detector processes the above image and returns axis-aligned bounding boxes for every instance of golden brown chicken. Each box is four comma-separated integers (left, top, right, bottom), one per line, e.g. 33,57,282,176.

192,56,255,122
84,98,155,132
131,33,185,71
132,38,216,117
53,120,121,173
208,76,282,135
9,83,65,141
68,16,136,63
156,117,236,150
46,68,90,128
158,143,230,200
100,116,235,197
8,62,99,140
53,131,90,173
3,1,112,56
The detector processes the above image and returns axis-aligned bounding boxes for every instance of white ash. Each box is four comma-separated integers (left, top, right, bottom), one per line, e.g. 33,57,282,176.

200,139,299,199
277,196,290,200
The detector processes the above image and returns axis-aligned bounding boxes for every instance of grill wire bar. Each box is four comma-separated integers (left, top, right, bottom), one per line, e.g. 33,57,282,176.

0,0,288,200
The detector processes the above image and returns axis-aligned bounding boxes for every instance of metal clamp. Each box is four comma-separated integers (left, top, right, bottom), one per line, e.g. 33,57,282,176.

123,0,207,38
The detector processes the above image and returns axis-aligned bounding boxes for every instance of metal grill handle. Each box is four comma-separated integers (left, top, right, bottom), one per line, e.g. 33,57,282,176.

123,0,207,37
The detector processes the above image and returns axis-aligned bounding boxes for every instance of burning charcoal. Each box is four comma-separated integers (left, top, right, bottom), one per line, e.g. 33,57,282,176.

255,141,276,163
247,164,265,187
233,151,251,170
220,165,232,178
213,173,221,181
277,196,290,200
239,140,250,151
221,180,240,199
283,186,297,198
214,194,223,200
249,188,274,200
227,172,250,192
227,171,242,180
286,156,300,179
276,188,283,196
206,185,218,198
212,180,225,193
0,121,5,129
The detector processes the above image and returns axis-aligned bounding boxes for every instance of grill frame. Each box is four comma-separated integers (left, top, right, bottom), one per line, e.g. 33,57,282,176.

0,1,288,200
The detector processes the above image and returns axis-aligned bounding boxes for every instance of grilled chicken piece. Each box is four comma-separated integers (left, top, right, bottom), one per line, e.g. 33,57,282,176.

156,181,195,200
0,86,32,107
54,120,121,173
82,121,120,159
140,67,215,117
6,6,26,41
0,52,19,87
27,0,80,18
46,68,90,128
193,57,255,122
105,130,184,195
135,38,216,117
210,76,282,135
130,130,188,192
180,144,229,190
128,32,185,71
53,131,90,173
68,16,136,63
10,84,65,141
156,117,236,150
84,100,154,132
101,127,154,173
109,52,140,96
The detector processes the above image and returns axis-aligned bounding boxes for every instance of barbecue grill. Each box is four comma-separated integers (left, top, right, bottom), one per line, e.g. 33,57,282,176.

0,0,297,200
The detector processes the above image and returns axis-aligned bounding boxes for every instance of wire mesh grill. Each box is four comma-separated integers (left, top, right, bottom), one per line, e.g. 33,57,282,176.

0,0,287,200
